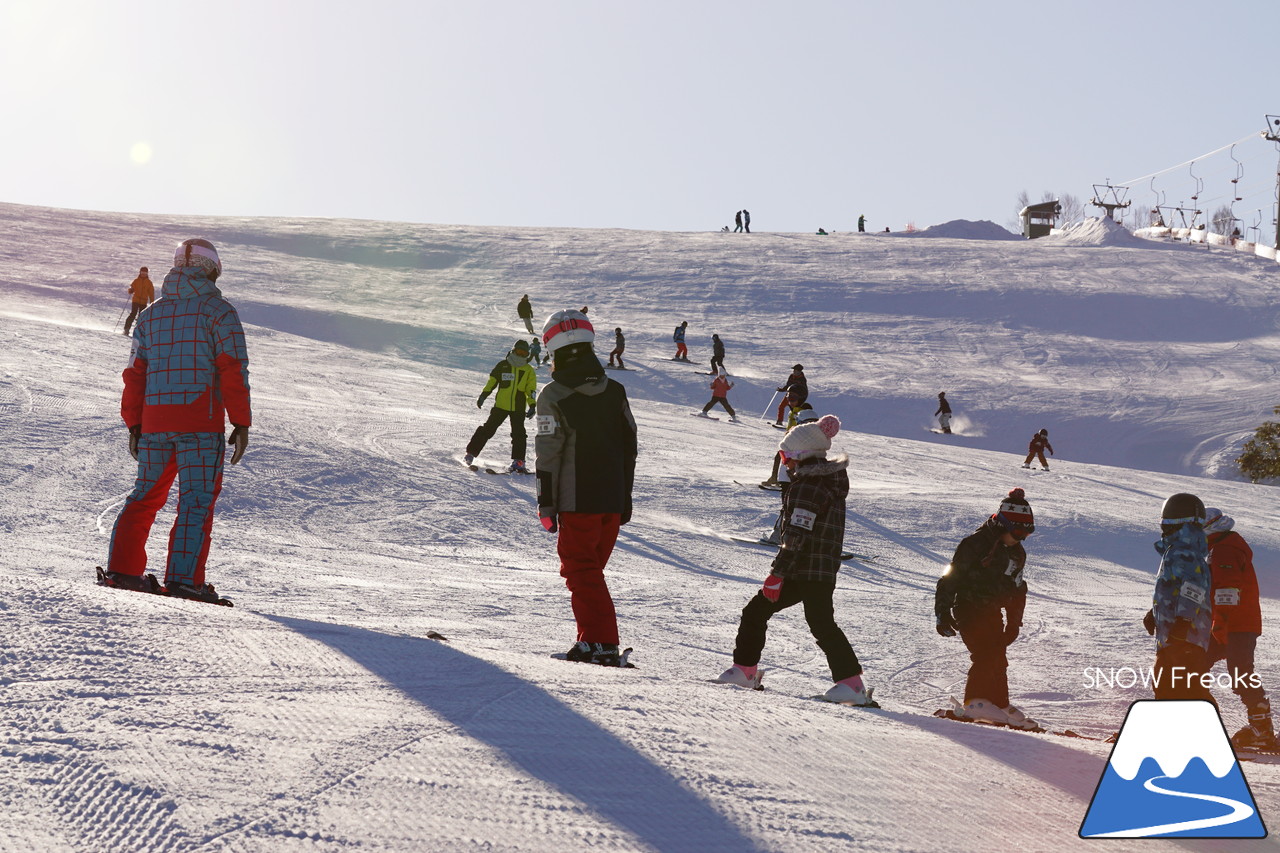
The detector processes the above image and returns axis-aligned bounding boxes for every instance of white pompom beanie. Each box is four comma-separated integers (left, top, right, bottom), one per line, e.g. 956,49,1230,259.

779,414,840,460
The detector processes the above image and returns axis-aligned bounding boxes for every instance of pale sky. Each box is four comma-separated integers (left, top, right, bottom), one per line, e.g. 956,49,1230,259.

5,0,1279,235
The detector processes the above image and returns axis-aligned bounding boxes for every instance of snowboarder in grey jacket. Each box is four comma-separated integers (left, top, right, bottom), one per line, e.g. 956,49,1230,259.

536,309,638,667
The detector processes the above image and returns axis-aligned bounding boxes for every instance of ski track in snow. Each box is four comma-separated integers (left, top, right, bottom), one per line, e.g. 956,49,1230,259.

1,203,1279,851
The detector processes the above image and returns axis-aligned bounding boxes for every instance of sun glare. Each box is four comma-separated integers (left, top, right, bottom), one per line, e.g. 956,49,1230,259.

130,142,153,165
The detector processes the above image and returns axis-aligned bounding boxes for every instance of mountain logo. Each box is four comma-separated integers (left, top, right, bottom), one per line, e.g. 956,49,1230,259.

1079,700,1267,838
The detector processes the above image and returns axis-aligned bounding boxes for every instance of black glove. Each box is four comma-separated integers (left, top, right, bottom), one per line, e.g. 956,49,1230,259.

1004,622,1021,645
128,424,141,461
936,611,957,637
477,393,489,409
526,405,535,420
228,424,249,465
1143,609,1156,636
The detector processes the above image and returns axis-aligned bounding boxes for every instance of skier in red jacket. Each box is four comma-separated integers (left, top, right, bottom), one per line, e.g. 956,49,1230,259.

1204,507,1275,748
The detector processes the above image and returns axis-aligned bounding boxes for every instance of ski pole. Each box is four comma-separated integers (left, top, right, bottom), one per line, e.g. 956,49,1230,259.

761,390,779,421
113,304,128,332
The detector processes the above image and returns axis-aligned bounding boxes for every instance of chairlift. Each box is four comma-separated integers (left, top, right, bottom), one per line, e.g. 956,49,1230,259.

1188,160,1204,203
1230,144,1244,202
1089,180,1130,220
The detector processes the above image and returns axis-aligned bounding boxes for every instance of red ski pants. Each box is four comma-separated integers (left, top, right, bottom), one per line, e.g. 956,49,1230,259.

674,342,688,359
108,432,225,586
557,512,621,644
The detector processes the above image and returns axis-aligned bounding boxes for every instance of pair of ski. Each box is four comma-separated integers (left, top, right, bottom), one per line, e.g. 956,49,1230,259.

735,480,783,492
689,412,736,422
710,676,880,708
95,566,233,607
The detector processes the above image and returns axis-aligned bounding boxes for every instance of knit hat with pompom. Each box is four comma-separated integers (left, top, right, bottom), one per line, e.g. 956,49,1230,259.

994,488,1034,538
779,414,840,460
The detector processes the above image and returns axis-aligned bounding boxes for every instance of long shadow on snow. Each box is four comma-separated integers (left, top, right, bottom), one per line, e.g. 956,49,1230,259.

267,615,767,853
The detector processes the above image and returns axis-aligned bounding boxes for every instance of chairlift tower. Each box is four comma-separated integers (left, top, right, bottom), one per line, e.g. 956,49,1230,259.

1090,181,1131,220
1264,114,1280,249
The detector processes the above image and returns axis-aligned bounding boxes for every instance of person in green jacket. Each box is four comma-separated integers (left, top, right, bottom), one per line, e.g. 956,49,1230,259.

465,340,538,472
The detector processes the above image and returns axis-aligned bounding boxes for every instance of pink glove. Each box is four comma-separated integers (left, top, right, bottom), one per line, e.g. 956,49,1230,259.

541,515,557,533
761,574,783,602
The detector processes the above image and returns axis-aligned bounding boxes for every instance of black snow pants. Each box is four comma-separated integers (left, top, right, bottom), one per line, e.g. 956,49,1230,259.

733,578,861,681
467,407,526,460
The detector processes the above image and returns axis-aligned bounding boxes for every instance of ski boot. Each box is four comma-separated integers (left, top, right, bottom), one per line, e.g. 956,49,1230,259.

167,580,229,606
1233,700,1278,751
960,698,1010,725
96,567,164,594
508,459,527,474
463,453,475,466
1001,704,1040,731
823,675,877,706
565,641,623,667
715,664,762,689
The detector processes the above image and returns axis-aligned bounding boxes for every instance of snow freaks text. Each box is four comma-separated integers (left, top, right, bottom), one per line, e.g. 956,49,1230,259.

1083,667,1263,692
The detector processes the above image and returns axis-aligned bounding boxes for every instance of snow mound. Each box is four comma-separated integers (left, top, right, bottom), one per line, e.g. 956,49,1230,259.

1045,217,1147,247
899,219,1021,240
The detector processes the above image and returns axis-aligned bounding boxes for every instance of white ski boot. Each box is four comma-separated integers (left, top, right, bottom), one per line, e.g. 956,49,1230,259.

715,665,762,689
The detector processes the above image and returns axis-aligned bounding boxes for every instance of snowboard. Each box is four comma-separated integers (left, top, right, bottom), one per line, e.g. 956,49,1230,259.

96,566,233,607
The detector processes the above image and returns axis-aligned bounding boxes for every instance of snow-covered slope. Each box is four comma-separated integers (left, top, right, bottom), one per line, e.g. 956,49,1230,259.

1,204,1278,851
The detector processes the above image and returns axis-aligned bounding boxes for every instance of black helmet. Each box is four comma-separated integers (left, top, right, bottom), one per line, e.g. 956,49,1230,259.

792,364,804,371
512,339,530,355
1161,493,1205,526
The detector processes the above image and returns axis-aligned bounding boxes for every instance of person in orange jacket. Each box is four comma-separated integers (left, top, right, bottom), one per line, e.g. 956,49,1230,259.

122,267,154,336
1204,507,1275,748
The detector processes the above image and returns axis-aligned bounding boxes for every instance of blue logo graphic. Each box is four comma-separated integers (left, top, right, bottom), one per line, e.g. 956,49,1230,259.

1080,700,1267,838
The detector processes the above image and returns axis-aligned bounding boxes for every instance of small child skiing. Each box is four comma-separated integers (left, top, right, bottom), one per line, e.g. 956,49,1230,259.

673,321,689,361
716,416,874,706
608,327,625,368
934,488,1037,728
1022,428,1053,469
934,392,952,434
709,334,726,374
528,336,543,367
698,372,736,420
464,339,537,472
536,309,638,666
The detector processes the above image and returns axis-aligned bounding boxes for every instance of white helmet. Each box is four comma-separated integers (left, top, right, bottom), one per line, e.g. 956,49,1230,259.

542,309,594,353
174,238,222,280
